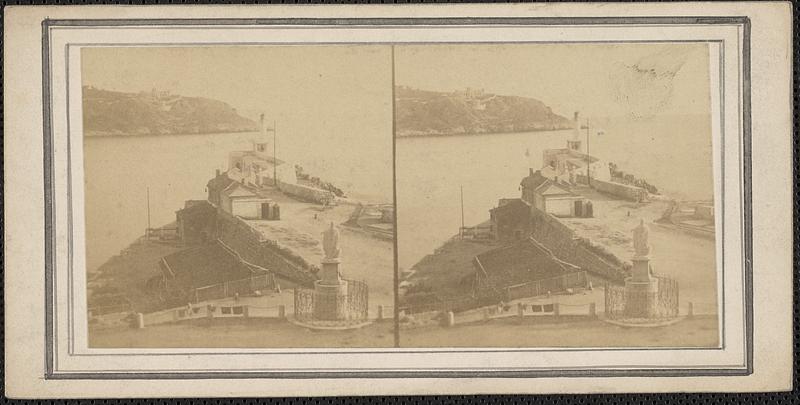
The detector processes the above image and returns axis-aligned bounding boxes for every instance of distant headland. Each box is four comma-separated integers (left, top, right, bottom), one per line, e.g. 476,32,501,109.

395,86,573,138
82,86,258,137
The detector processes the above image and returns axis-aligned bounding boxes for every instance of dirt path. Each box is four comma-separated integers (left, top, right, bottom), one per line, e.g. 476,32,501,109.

562,187,718,312
401,315,719,348
90,318,395,348
245,190,395,307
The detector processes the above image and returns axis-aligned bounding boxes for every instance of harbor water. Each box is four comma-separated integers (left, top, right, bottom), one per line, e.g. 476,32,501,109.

395,114,714,271
84,130,393,273
84,114,712,274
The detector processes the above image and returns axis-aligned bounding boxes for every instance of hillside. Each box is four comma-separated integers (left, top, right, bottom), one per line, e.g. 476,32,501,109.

82,87,258,137
396,86,573,137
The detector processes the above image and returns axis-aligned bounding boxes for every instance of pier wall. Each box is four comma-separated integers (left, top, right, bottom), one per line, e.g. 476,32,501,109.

577,175,648,202
278,181,335,205
530,209,628,284
215,210,318,286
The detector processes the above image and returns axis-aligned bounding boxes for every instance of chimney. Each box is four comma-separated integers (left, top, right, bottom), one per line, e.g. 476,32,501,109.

216,169,221,177
574,111,579,122
529,168,534,176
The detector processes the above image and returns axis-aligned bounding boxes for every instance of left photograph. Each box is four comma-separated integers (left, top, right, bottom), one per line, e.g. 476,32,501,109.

82,46,396,348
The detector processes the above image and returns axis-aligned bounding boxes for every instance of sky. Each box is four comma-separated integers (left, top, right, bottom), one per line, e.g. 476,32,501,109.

83,43,710,123
82,45,393,124
82,46,396,200
394,42,711,119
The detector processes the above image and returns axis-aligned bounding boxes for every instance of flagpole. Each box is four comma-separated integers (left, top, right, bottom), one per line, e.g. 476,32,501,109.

273,120,277,186
585,119,591,185
460,185,465,240
146,186,151,239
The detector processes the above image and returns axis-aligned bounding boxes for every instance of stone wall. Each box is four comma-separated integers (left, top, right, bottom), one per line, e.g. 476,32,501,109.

278,181,335,205
215,210,318,286
530,209,628,284
577,175,648,202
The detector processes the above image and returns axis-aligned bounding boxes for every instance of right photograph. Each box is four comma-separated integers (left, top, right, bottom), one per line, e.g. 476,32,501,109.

395,43,719,347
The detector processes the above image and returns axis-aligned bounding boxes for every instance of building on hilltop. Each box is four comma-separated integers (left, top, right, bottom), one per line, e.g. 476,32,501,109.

228,141,297,188
206,171,280,220
207,170,236,207
520,169,590,218
219,182,272,220
175,200,217,245
538,111,601,185
489,198,532,242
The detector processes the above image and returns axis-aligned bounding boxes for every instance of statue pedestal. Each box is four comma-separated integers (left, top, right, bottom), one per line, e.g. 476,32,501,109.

624,256,659,318
313,258,349,321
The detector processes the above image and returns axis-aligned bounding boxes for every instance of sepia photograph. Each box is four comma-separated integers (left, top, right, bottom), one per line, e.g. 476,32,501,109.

395,43,719,347
82,46,397,348
6,3,792,395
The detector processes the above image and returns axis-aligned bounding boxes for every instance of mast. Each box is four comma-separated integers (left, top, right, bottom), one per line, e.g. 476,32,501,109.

460,185,465,239
273,120,277,186
585,119,591,185
146,186,151,239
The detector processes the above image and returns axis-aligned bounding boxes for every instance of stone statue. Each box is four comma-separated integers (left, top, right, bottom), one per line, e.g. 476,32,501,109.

322,222,341,260
633,218,650,257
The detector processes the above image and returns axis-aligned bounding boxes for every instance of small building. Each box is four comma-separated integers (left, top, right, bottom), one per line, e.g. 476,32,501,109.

206,171,235,207
175,200,217,245
207,173,280,220
220,182,275,220
520,169,588,218
228,141,297,187
489,198,532,242
538,112,601,185
473,239,585,301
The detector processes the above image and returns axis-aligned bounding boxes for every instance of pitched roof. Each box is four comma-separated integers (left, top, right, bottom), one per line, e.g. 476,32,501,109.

474,239,580,289
539,183,573,196
490,198,530,214
222,182,257,198
162,242,266,290
520,169,550,191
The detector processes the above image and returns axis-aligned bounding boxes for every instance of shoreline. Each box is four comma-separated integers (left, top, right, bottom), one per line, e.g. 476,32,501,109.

396,127,572,139
84,129,259,139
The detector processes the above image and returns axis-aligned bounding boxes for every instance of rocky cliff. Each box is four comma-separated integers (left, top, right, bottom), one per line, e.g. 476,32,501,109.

82,87,258,137
396,86,573,137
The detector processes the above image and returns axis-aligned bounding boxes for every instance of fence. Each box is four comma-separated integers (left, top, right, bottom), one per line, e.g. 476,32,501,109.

293,279,370,325
139,299,392,328
604,275,680,319
193,273,275,303
414,299,598,328
400,295,479,315
505,271,588,301
459,225,493,240
141,302,287,327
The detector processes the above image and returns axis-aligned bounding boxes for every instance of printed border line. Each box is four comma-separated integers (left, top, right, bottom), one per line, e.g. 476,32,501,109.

45,17,752,378
42,16,752,380
61,40,728,356
64,38,727,358
42,16,750,27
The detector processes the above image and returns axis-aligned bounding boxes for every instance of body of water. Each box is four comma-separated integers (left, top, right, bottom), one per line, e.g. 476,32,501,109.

84,131,392,273
85,114,712,275
396,114,714,271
